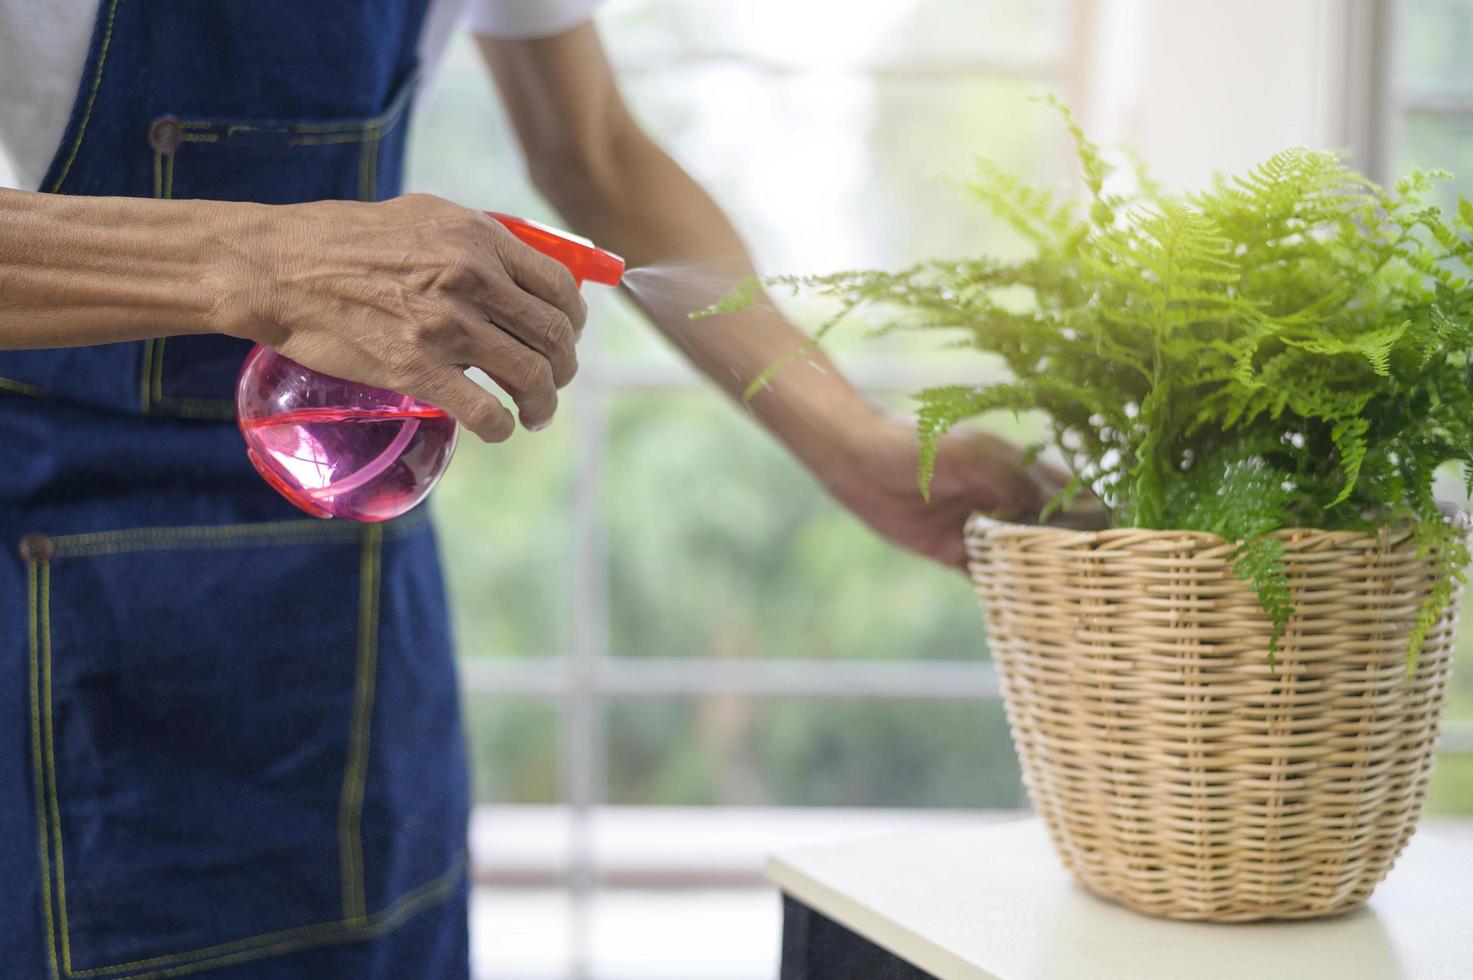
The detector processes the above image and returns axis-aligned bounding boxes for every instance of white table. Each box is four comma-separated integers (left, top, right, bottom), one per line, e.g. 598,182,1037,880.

768,817,1473,980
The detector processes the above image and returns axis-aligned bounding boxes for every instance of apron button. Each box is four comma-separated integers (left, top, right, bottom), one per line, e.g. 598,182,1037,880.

18,532,54,563
148,116,182,154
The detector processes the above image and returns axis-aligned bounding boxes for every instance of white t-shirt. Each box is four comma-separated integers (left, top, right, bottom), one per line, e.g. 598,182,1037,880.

0,0,602,190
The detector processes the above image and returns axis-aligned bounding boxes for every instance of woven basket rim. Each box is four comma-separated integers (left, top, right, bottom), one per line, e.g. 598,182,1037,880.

965,507,1470,551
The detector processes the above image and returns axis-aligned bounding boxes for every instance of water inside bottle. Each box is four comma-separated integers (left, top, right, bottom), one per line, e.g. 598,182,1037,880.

241,404,458,521
235,215,623,521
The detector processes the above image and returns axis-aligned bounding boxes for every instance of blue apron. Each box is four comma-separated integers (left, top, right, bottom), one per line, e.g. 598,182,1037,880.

0,2,471,977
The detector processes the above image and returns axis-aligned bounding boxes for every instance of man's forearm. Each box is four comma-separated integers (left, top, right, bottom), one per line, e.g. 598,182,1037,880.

0,188,226,348
481,24,889,490
0,187,595,440
528,123,882,491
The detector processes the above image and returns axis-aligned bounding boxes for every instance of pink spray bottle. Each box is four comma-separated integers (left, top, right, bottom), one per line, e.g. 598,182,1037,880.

236,213,625,522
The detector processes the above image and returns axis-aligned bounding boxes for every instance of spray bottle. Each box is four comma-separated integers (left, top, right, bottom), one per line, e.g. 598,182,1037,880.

236,213,625,521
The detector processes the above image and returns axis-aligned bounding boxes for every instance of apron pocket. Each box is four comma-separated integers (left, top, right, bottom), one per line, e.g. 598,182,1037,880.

149,65,418,207
141,66,419,414
24,520,386,977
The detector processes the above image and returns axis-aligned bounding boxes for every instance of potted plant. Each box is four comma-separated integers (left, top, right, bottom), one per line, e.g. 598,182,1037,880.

702,101,1473,921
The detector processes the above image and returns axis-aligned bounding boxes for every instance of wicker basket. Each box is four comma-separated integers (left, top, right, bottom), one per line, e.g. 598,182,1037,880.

964,514,1463,922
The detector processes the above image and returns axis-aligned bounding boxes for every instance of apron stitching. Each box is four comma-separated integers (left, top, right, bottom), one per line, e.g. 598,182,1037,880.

39,564,77,976
141,145,173,414
286,73,417,135
289,132,386,146
45,513,427,558
74,853,465,979
47,0,121,193
339,524,382,921
166,72,416,146
29,561,61,980
141,399,235,420
357,134,373,202
286,113,408,146
0,377,47,398
368,132,381,200
151,398,231,410
53,533,357,558
137,339,154,414
291,113,405,136
150,340,165,403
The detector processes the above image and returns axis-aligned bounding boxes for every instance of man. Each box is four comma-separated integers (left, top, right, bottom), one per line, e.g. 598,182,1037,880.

0,1,1058,976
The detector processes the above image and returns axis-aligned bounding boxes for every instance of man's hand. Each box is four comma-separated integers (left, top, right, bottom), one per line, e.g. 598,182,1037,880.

828,417,1089,570
211,193,587,442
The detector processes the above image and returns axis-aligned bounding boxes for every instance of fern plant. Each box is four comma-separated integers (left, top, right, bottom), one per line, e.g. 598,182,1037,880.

699,101,1473,669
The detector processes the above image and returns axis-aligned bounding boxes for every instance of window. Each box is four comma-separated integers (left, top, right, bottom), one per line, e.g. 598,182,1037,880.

408,0,1473,974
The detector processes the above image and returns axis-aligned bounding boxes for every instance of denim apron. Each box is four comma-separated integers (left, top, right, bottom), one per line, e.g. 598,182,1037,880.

0,2,471,977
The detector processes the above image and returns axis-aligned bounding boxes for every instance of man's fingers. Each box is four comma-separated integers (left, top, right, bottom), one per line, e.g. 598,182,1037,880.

454,322,561,431
494,231,588,336
488,286,579,387
411,368,516,443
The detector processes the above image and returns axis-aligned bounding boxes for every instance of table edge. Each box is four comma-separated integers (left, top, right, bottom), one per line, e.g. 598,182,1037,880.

766,849,1003,980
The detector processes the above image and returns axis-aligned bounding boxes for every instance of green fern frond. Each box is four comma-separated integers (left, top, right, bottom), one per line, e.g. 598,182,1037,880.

1407,519,1470,673
914,383,1044,500
1234,535,1293,662
1328,417,1370,506
698,99,1473,670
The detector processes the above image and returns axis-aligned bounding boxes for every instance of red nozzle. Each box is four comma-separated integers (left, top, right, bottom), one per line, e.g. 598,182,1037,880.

487,212,625,287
